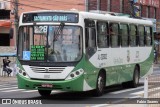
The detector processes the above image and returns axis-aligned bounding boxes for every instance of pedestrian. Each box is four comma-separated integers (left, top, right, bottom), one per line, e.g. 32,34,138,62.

154,48,158,64
3,57,12,76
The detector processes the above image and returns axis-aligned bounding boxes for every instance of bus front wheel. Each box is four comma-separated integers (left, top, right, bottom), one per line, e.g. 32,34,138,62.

38,90,51,97
93,72,105,96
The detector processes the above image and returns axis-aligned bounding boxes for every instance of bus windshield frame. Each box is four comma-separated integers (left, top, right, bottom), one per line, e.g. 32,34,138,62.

17,25,83,62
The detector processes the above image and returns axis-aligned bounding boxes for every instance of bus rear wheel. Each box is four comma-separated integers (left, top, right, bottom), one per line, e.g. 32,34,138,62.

131,66,140,88
122,66,140,88
38,90,51,97
93,72,105,96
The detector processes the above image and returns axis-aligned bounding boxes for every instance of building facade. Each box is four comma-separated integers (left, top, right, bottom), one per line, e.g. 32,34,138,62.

0,0,12,46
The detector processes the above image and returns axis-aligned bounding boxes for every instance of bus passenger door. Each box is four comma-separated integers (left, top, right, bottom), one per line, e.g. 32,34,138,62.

84,19,97,59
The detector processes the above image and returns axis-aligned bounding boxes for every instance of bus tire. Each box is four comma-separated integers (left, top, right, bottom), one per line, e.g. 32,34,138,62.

122,66,140,88
93,71,105,96
38,90,51,97
130,66,140,88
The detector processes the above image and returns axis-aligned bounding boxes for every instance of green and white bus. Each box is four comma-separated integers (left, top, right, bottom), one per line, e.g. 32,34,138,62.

17,10,154,96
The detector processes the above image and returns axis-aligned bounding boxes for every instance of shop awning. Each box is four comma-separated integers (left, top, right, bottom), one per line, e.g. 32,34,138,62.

0,20,11,28
0,52,16,57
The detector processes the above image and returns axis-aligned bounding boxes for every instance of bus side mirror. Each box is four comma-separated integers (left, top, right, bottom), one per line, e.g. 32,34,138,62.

9,28,14,39
86,47,96,59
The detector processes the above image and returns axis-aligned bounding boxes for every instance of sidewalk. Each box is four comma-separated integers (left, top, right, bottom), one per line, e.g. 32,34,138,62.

154,63,160,68
0,76,17,83
153,60,160,68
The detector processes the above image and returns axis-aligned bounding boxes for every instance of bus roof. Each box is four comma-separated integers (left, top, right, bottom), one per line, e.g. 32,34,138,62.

79,11,153,26
20,10,153,26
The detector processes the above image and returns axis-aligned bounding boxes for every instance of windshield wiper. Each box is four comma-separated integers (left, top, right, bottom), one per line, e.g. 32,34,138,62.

53,22,65,41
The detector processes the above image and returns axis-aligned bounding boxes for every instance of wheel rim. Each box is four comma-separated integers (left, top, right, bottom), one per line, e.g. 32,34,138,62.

135,70,139,85
98,75,104,92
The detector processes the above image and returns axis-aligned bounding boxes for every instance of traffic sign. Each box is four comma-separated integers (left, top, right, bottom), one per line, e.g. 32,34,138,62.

23,51,31,60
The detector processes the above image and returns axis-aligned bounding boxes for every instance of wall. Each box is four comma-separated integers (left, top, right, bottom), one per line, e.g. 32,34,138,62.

88,0,97,10
100,0,107,11
18,0,85,15
110,0,120,13
0,0,11,10
0,0,11,47
141,5,147,17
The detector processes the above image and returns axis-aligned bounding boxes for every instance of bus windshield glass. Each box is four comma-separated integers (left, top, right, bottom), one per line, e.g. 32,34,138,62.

18,25,82,62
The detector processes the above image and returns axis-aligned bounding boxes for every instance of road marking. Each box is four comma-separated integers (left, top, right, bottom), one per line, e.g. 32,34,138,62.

129,96,141,98
131,86,160,96
131,90,144,95
109,86,143,94
22,90,59,93
0,86,18,91
0,85,17,88
22,90,38,92
148,92,160,98
148,81,160,83
1,89,25,92
0,84,16,86
91,104,109,107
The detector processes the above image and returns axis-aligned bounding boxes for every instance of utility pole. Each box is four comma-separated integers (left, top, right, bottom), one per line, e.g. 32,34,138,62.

97,0,100,11
85,0,89,12
14,0,19,47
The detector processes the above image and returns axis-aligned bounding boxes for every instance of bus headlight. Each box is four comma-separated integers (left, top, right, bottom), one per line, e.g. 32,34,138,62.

65,69,84,80
17,67,29,78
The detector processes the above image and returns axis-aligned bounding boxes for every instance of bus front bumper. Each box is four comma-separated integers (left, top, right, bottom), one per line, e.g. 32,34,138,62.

17,74,84,91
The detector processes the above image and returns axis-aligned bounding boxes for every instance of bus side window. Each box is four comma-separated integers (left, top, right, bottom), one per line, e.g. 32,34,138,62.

97,21,108,48
18,27,24,58
109,23,119,47
23,27,30,51
145,26,152,46
87,28,96,47
138,25,145,46
130,25,137,47
85,19,96,58
120,24,129,47
135,26,139,46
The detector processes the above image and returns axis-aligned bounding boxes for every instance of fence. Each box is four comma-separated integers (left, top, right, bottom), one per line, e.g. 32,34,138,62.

148,74,160,107
144,62,160,107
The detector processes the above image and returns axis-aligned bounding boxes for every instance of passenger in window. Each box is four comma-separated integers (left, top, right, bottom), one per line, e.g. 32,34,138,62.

109,24,115,35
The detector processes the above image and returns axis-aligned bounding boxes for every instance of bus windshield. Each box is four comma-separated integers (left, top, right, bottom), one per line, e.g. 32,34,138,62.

18,25,82,62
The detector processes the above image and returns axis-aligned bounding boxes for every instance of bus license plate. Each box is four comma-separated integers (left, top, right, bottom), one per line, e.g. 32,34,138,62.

41,84,53,88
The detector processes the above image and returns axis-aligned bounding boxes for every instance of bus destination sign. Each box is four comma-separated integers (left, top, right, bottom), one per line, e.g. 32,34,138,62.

31,45,45,60
34,15,67,22
23,12,79,23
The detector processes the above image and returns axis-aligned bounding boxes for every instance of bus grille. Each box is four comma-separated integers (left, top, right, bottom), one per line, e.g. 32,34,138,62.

30,66,65,73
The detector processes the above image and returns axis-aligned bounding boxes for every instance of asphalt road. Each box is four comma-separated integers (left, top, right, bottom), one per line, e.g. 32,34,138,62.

0,67,159,107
